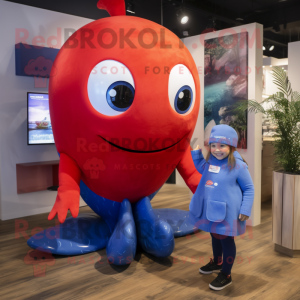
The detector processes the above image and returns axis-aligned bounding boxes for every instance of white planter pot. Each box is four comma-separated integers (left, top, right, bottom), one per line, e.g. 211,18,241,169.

272,171,300,257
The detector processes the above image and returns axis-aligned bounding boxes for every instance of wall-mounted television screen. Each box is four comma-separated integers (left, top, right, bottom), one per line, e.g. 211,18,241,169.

27,92,54,145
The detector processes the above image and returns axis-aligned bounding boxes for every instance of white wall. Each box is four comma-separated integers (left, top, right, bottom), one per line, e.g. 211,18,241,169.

182,23,263,226
265,69,278,96
0,1,94,220
288,41,300,92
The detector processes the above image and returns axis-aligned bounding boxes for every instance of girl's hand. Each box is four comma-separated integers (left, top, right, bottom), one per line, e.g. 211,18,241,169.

194,145,201,151
239,214,249,221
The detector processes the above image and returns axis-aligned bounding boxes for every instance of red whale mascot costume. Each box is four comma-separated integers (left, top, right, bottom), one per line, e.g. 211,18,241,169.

27,0,202,266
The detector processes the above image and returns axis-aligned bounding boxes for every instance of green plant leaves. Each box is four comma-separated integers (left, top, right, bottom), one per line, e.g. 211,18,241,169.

271,67,292,97
230,99,265,114
233,66,300,173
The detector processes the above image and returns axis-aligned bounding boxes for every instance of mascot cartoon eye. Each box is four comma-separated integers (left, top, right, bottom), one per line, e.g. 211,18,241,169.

87,60,135,116
168,64,195,115
106,81,135,112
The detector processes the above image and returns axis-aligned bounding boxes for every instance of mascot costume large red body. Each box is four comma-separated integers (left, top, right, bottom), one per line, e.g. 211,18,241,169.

28,0,201,265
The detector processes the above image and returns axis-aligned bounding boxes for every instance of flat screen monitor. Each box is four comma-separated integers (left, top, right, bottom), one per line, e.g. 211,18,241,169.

27,92,54,145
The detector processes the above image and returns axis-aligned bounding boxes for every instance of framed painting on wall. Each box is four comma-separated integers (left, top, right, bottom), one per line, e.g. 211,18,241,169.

204,32,248,149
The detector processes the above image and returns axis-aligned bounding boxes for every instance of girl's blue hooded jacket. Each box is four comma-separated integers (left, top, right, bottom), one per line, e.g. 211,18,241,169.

189,149,255,236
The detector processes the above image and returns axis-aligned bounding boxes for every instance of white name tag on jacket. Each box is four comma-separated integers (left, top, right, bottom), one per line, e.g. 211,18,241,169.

208,165,220,173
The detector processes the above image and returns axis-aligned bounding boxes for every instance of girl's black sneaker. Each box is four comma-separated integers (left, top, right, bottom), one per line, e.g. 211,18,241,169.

209,271,232,290
199,258,223,274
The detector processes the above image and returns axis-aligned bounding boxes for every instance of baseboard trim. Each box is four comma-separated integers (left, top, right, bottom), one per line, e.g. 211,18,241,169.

274,243,300,257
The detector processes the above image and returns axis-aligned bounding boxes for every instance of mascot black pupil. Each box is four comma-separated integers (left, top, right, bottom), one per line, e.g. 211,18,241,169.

177,89,191,112
110,85,134,108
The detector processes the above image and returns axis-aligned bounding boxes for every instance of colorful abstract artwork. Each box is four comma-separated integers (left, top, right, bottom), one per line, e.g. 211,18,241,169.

204,32,248,149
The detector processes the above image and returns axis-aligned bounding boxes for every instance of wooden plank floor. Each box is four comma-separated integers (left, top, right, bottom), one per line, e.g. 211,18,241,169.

1,184,300,300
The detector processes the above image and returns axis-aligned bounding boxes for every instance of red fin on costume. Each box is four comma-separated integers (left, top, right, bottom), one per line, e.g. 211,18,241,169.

97,0,126,16
177,146,201,194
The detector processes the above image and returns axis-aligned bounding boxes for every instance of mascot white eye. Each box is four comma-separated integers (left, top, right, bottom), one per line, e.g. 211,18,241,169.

168,64,196,115
87,60,135,116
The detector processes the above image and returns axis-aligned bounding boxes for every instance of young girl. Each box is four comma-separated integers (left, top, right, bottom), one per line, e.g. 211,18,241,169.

189,124,254,291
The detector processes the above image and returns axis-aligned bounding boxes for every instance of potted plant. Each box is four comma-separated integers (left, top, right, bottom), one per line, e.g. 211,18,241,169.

234,66,300,257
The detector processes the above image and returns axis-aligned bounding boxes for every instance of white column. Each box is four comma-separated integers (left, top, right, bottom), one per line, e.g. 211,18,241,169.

288,41,300,91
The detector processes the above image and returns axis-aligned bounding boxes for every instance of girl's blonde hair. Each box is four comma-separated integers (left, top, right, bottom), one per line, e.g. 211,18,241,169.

206,145,247,171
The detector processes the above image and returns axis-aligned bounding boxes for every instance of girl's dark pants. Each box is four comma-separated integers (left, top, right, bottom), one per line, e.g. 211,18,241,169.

210,233,236,275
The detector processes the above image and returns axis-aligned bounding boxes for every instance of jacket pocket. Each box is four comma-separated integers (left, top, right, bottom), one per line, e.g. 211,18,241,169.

206,200,226,222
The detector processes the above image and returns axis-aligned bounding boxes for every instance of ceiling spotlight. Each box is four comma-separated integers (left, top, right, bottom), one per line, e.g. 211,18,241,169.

264,42,275,51
176,8,189,24
126,2,135,14
270,65,272,67
236,17,244,21
181,16,189,24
